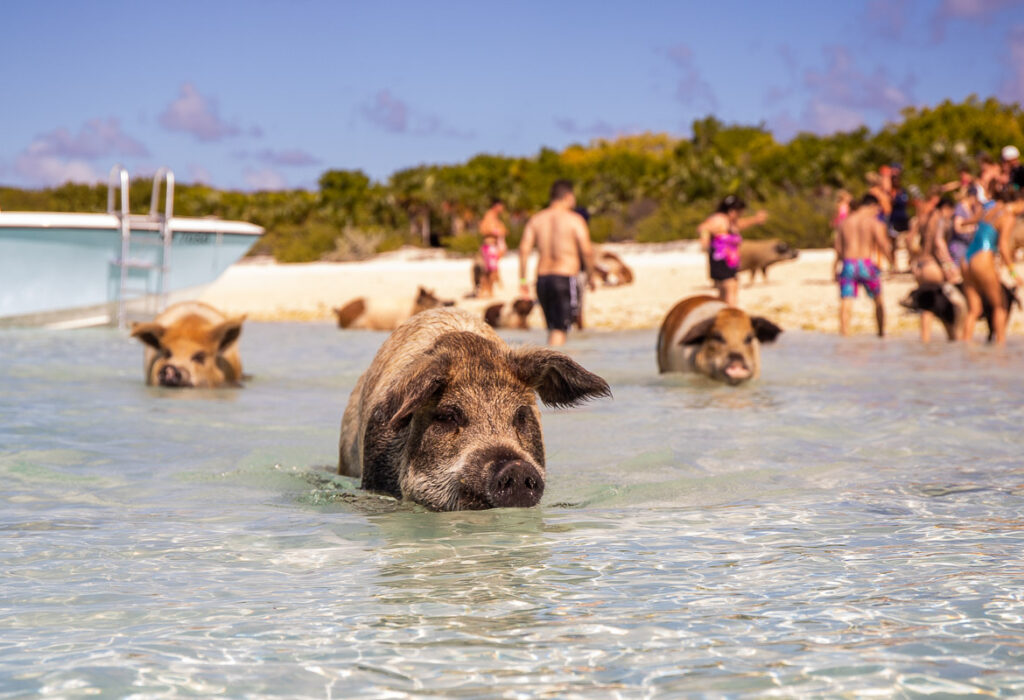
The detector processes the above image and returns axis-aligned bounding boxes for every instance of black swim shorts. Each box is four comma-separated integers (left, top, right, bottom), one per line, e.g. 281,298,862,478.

536,274,579,332
708,253,738,281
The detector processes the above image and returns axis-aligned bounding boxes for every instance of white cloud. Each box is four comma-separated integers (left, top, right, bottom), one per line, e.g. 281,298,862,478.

930,0,1017,39
359,90,474,139
243,167,287,191
802,100,867,134
234,148,321,167
1001,25,1024,104
188,163,213,185
28,118,148,160
159,83,241,142
666,45,717,112
554,118,636,139
791,46,914,134
14,145,101,186
360,90,408,133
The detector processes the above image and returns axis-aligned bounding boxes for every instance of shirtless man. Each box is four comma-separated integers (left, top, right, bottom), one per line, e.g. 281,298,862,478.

835,194,894,337
518,179,596,346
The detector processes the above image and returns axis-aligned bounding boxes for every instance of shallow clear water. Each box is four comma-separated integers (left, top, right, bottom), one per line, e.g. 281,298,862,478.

2,323,1024,698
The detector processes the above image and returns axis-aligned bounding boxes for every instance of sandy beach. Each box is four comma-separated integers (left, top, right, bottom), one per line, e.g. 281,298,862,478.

199,243,1024,337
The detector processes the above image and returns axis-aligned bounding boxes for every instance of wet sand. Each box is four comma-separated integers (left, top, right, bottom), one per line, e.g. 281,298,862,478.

199,243,1024,337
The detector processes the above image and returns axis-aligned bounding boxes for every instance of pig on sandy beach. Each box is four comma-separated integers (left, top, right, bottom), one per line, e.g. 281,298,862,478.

738,239,799,283
339,307,611,510
333,286,454,331
484,299,536,329
657,295,782,385
593,249,634,286
130,301,245,388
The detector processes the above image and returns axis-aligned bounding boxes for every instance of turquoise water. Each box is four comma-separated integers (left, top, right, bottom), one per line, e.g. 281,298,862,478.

2,323,1024,698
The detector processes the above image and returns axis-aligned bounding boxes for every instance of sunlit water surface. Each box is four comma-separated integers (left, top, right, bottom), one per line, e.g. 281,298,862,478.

2,322,1024,698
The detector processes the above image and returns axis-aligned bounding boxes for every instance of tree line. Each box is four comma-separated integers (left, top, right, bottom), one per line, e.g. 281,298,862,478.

2,96,1021,261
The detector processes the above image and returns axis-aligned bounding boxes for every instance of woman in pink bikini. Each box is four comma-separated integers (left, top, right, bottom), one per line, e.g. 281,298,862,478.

697,195,768,306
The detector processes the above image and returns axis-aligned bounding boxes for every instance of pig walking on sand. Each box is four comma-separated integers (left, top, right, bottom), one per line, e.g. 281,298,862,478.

130,301,246,388
737,239,799,283
339,307,611,510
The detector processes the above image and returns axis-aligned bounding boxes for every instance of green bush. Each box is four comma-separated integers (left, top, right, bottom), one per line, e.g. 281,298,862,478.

632,202,707,243
445,232,483,256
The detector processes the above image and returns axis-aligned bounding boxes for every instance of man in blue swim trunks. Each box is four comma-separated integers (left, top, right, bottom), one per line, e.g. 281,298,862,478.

834,194,894,337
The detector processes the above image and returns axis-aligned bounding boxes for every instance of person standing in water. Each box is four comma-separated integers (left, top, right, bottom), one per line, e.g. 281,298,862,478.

961,188,1023,344
697,195,768,307
518,179,596,346
911,195,960,342
834,194,894,337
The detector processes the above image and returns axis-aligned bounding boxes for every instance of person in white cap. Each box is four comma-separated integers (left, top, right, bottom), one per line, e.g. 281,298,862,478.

1001,145,1023,190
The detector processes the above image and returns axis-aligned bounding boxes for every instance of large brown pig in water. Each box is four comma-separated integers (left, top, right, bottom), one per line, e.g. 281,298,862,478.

738,239,799,283
657,295,782,385
130,301,245,388
339,307,611,510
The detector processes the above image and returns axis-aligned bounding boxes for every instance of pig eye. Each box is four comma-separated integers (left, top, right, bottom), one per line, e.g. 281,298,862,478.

191,351,207,364
744,333,754,344
513,406,535,431
432,406,465,430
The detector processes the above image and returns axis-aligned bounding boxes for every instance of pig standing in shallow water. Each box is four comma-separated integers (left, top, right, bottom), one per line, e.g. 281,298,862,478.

130,301,245,388
339,307,611,510
657,295,782,385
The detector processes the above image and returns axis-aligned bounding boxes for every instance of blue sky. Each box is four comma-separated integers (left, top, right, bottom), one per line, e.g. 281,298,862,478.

1,0,1022,191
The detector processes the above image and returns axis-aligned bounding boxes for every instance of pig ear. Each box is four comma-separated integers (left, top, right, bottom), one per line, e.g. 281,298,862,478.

510,348,611,408
387,357,449,429
209,317,245,353
130,322,165,350
483,303,503,328
680,318,715,346
751,317,783,344
513,299,535,315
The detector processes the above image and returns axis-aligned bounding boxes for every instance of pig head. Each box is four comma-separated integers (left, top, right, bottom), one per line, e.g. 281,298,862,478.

339,315,610,510
682,308,782,385
131,308,245,388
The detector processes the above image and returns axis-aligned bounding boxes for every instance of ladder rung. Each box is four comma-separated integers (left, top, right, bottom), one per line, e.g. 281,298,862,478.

112,259,161,270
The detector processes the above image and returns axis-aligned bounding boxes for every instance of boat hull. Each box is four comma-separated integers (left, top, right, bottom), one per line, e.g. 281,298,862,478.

0,213,263,326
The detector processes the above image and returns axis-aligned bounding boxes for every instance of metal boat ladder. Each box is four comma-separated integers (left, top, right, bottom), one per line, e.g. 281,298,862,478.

108,165,175,328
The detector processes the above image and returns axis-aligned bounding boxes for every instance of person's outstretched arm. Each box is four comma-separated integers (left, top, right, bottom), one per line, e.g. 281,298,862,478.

576,218,597,290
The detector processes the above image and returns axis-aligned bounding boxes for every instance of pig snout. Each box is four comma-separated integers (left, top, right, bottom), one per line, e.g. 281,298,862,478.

721,352,753,384
486,459,544,508
157,364,190,387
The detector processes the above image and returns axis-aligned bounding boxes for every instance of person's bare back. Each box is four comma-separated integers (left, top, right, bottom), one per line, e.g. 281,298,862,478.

519,180,596,345
835,201,890,263
524,207,592,277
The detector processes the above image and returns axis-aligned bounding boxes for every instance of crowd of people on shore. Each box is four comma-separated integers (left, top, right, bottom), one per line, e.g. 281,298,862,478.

463,146,1024,347
832,147,1024,344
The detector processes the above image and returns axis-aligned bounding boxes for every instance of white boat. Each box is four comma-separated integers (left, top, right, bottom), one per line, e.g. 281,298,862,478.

0,166,264,328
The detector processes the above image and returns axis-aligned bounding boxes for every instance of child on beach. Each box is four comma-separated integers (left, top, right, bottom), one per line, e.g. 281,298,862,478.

832,189,852,232
478,232,501,298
